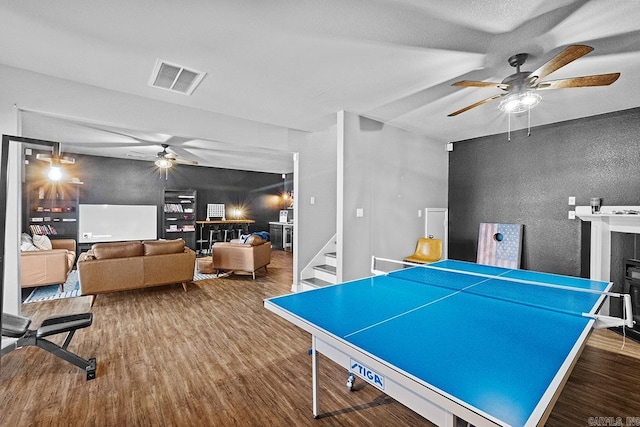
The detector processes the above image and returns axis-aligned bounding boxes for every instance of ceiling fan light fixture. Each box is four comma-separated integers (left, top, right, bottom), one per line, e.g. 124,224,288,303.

36,145,75,181
47,165,63,181
498,91,541,114
155,158,174,169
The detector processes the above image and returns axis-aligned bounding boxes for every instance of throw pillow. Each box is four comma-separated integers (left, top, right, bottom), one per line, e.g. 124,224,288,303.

32,234,53,251
244,235,266,246
20,233,39,252
252,231,270,242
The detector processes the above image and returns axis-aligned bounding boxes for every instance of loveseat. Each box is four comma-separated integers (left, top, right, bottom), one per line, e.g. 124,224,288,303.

20,236,76,290
212,235,271,279
77,239,196,300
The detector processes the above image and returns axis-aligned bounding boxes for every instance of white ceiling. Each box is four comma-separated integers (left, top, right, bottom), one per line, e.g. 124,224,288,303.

2,0,640,172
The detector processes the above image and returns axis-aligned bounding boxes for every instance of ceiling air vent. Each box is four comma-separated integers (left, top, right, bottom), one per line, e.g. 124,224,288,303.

149,59,206,95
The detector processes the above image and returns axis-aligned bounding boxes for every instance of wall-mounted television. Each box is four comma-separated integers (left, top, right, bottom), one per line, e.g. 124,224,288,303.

78,204,157,244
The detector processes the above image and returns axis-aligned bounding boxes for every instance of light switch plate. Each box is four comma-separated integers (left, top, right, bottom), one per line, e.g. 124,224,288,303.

568,211,576,219
356,208,364,218
568,196,576,206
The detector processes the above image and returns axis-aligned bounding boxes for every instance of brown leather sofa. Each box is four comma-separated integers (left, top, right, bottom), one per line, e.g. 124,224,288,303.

212,235,271,279
77,239,196,300
21,238,76,290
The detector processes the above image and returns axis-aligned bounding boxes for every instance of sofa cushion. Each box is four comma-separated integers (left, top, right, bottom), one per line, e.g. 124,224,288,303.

143,239,185,256
32,234,53,251
244,235,266,246
91,241,144,260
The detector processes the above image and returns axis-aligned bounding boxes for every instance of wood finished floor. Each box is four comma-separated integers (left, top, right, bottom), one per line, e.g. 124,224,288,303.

1,250,639,426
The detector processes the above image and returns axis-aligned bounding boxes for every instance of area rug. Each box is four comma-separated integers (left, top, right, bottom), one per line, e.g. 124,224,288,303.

193,271,227,281
24,270,82,303
24,269,221,304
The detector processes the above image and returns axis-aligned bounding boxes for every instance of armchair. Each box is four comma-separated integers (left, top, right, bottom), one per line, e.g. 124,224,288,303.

212,235,271,279
21,238,76,290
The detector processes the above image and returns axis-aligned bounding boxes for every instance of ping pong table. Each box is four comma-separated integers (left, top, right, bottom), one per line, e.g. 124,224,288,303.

264,259,632,427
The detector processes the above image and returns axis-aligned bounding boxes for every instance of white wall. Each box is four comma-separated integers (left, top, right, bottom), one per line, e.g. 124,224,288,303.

3,140,21,310
338,111,448,281
295,125,337,281
1,135,23,351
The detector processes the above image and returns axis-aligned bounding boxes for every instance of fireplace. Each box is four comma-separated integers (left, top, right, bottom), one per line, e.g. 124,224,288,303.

623,259,640,340
577,205,640,327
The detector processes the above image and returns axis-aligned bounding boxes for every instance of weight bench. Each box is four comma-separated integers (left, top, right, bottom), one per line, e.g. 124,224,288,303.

1,312,96,380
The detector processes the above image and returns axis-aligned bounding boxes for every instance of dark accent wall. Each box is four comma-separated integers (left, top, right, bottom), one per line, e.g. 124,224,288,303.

23,152,288,248
448,107,640,282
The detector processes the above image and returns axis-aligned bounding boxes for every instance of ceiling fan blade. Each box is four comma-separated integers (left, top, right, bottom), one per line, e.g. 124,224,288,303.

153,144,199,165
35,153,76,164
168,145,201,163
452,80,509,90
536,73,621,90
528,45,593,82
63,141,153,149
164,136,194,146
448,93,506,117
174,158,199,165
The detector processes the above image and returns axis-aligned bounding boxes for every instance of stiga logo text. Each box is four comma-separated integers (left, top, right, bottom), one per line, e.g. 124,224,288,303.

350,359,385,390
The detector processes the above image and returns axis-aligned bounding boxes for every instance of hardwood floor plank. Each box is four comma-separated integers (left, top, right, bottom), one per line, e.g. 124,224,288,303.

2,250,639,426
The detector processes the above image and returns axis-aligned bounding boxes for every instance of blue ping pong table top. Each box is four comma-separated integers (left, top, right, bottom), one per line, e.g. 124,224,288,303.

266,259,611,426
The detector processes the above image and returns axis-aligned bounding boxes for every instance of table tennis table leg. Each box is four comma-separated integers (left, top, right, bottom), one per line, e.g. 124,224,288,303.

311,335,320,418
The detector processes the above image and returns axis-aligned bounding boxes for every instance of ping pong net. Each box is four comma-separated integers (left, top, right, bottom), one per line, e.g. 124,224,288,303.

371,256,634,331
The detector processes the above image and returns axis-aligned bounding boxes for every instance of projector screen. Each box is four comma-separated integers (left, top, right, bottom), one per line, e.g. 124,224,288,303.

78,204,158,244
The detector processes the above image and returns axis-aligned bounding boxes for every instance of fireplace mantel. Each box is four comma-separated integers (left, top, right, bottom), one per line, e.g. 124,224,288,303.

576,205,640,282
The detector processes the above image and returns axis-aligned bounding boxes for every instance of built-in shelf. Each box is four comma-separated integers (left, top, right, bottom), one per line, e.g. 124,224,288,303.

162,189,197,249
26,183,80,239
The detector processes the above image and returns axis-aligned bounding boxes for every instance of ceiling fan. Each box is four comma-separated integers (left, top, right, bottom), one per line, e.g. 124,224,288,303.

35,144,79,182
154,144,199,169
448,45,620,117
35,152,75,165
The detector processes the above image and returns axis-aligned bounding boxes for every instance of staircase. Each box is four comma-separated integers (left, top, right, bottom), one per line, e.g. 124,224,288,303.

300,252,336,291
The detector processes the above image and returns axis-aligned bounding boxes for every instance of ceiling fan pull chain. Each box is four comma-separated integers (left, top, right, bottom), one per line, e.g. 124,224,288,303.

507,112,511,141
528,107,532,137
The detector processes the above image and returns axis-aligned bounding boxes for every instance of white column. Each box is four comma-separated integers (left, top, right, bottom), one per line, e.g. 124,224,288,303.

589,217,610,282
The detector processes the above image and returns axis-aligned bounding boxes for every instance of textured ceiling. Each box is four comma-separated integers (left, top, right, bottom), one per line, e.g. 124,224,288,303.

1,0,639,172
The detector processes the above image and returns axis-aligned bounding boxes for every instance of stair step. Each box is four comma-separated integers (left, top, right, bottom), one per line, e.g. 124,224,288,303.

301,277,333,289
324,252,337,267
313,264,336,274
